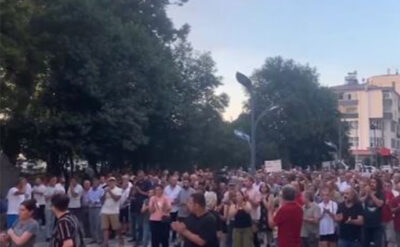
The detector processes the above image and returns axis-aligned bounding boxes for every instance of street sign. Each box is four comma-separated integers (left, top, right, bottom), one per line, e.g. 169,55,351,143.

264,159,282,173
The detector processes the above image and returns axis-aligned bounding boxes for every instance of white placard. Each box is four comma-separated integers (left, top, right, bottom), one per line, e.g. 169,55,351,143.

264,159,282,173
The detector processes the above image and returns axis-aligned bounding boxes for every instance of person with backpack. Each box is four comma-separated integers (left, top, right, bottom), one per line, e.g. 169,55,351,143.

49,194,85,247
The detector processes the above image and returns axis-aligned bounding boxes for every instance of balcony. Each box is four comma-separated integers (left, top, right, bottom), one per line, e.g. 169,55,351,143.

339,99,358,106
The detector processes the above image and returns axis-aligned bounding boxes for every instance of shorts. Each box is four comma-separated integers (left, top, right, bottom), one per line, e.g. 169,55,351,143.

320,234,337,242
6,214,18,228
119,207,129,223
101,214,120,230
384,221,396,243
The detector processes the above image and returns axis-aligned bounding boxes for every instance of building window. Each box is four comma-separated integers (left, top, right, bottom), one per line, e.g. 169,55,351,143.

350,121,358,129
370,119,382,130
338,93,343,100
383,92,390,99
392,138,396,148
370,137,383,147
349,137,359,148
392,121,396,132
347,94,351,100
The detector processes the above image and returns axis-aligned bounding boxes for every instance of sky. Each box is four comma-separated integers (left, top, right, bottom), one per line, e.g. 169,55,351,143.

167,0,400,121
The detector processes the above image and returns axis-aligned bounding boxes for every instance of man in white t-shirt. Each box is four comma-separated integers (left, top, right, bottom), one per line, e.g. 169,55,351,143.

67,177,84,233
101,177,123,247
6,179,26,228
164,176,182,243
32,177,47,225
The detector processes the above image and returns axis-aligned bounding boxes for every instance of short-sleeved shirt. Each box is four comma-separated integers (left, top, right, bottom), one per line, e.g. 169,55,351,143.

131,179,152,213
7,187,25,215
318,200,338,235
364,192,385,228
301,202,321,237
32,185,47,206
177,187,195,218
274,202,303,247
10,219,39,247
337,202,363,241
101,186,122,215
68,184,83,209
50,212,82,247
183,212,219,247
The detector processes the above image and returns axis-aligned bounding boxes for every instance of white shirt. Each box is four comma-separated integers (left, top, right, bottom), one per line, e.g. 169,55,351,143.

44,185,64,209
55,183,66,194
164,185,182,213
101,186,122,214
318,200,338,235
68,184,83,208
120,186,131,208
7,187,25,215
393,189,399,197
25,183,32,199
338,181,351,193
32,184,47,205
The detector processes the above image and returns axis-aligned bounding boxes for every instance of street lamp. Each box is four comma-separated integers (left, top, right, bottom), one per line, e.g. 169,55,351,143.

236,72,279,174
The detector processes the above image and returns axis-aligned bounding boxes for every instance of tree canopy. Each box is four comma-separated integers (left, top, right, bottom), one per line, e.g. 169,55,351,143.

1,1,348,173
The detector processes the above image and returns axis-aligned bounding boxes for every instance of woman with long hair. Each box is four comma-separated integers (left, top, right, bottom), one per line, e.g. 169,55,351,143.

228,190,254,247
149,184,171,247
0,199,39,247
259,183,273,247
361,177,385,247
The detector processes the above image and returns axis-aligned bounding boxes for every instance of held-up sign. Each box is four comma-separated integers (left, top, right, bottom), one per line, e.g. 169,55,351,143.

264,159,282,173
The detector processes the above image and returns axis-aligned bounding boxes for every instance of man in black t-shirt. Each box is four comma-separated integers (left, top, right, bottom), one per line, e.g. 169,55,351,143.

171,193,218,247
129,170,152,244
336,188,364,245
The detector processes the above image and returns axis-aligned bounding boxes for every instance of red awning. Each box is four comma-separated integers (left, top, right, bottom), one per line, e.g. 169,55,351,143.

378,147,391,156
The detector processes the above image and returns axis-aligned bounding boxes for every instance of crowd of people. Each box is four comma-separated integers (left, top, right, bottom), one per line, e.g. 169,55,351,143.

1,167,400,247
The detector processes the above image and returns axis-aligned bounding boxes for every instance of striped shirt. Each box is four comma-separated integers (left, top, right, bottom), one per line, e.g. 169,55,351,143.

50,212,82,247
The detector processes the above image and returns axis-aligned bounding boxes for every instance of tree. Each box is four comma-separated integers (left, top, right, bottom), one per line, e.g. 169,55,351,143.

234,57,349,168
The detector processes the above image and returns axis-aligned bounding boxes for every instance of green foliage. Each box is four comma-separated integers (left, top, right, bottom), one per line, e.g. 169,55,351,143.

234,57,349,168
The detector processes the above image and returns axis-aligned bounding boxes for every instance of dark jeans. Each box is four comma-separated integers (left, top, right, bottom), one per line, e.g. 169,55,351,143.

339,239,361,247
131,212,144,243
363,227,383,247
35,205,46,226
150,221,169,247
170,212,178,241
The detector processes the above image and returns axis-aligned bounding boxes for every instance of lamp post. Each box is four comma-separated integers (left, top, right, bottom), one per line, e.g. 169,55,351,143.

236,72,278,174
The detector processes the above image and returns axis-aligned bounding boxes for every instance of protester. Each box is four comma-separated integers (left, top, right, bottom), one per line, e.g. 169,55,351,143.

0,199,39,247
141,189,154,247
32,177,46,226
390,182,400,246
44,176,64,241
318,188,338,247
6,179,27,228
301,191,321,247
335,188,364,247
229,190,253,247
164,176,182,245
149,184,171,247
130,170,152,245
49,194,84,247
361,177,385,247
67,177,84,230
171,193,219,247
101,176,123,247
267,185,303,247
88,178,104,245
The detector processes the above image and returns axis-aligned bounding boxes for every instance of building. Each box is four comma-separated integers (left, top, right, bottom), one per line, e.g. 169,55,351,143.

331,71,400,165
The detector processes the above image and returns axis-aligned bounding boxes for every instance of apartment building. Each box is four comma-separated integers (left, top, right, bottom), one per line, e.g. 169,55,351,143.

331,71,400,164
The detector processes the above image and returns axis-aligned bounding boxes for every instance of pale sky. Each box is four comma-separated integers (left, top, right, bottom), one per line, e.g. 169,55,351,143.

167,0,400,121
